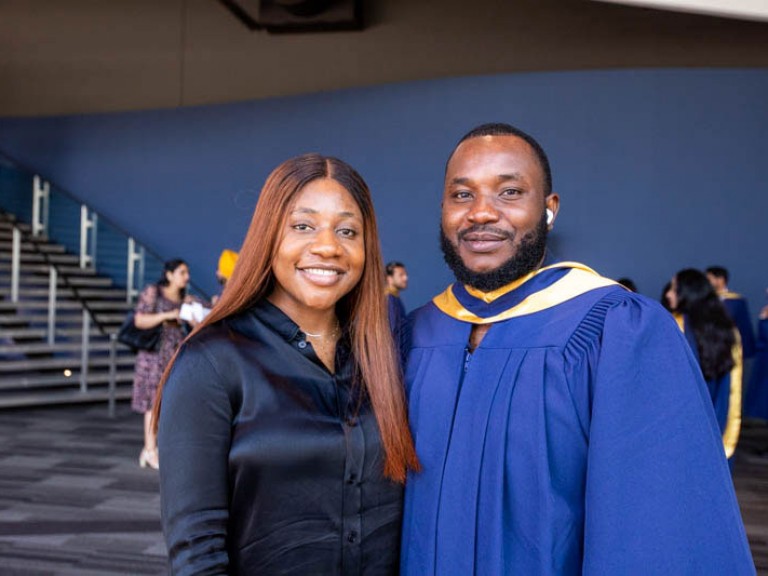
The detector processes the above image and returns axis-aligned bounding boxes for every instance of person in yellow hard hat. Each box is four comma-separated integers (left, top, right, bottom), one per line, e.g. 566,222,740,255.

212,249,239,305
217,249,239,284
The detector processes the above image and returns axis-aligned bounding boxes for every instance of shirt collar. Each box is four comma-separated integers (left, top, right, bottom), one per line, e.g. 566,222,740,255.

250,299,303,342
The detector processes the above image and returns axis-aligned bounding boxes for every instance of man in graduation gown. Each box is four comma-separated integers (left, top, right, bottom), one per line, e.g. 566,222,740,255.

400,123,755,575
706,266,756,359
386,260,409,354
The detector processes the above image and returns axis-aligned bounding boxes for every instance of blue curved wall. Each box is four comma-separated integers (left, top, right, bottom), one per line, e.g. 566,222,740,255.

1,68,767,313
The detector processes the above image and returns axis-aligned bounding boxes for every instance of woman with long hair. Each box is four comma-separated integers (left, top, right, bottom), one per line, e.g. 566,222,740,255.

666,268,742,461
131,258,192,470
154,154,419,574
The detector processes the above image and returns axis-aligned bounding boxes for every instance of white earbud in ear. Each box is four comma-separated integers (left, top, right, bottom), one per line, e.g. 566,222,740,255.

546,209,554,225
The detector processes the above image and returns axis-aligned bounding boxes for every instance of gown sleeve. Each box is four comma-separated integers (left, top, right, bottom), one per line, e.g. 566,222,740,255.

579,295,755,575
158,340,233,576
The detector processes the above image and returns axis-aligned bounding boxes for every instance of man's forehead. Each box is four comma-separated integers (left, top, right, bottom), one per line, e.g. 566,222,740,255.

446,135,543,181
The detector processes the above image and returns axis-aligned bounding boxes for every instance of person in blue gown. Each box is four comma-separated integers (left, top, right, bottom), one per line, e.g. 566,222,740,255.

746,302,768,420
706,266,756,359
666,268,743,463
400,122,755,575
385,261,408,356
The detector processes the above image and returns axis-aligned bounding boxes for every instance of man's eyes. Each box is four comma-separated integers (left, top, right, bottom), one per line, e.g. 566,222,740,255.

450,188,523,200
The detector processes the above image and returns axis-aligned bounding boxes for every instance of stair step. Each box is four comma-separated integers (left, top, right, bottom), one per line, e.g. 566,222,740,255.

0,327,105,339
0,240,66,254
0,262,97,275
0,233,49,244
0,251,81,265
92,313,130,324
0,300,131,312
0,340,130,354
0,387,134,409
86,301,133,311
0,312,130,326
0,355,135,372
0,221,32,233
0,274,114,288
0,300,83,311
0,370,135,390
0,287,127,299
0,314,97,326
0,316,125,330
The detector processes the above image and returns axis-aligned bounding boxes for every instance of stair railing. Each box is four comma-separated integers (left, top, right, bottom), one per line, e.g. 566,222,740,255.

1,150,209,415
10,227,20,303
126,237,145,304
32,175,49,238
47,265,56,345
79,205,97,269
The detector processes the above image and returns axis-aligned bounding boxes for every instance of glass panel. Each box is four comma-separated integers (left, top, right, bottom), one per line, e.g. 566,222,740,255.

47,186,82,256
95,218,129,289
0,152,209,303
0,155,34,223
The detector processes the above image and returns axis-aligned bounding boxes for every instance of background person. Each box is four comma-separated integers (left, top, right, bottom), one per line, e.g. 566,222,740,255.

211,248,239,306
385,260,408,355
131,258,194,470
706,265,756,359
746,299,768,421
616,276,637,292
667,268,743,463
154,154,418,574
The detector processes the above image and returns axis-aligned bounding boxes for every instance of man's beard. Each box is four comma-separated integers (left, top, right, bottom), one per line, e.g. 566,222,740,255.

440,213,548,292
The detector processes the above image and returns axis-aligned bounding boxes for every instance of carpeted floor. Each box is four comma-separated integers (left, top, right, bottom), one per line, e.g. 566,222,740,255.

0,403,165,575
0,403,766,575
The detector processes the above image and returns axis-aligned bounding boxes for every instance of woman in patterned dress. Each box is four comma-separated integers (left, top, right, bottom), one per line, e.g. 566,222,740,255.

131,258,193,470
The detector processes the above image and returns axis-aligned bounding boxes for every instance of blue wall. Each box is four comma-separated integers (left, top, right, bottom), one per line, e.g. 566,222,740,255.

1,69,767,314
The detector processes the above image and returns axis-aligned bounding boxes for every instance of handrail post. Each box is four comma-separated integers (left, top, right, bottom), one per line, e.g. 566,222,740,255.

137,245,145,295
32,175,50,238
11,227,21,303
126,237,144,303
47,265,57,345
108,333,117,418
80,309,91,393
79,205,98,269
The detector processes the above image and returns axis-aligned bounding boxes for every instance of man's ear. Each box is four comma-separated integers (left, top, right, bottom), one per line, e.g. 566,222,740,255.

545,193,560,227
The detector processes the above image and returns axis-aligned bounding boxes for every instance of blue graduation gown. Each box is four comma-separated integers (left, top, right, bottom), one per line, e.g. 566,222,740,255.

722,293,756,359
388,293,407,363
401,262,754,575
746,319,768,420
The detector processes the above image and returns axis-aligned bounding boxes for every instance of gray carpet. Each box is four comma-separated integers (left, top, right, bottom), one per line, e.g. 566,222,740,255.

0,403,165,575
0,403,766,575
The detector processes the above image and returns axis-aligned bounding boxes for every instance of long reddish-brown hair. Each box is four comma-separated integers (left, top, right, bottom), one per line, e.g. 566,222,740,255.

152,153,419,482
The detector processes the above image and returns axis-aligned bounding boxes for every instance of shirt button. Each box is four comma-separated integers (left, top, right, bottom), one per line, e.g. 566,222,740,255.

347,530,358,543
298,340,307,349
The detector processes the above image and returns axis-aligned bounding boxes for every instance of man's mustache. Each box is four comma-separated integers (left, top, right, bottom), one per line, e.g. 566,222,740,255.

457,225,513,241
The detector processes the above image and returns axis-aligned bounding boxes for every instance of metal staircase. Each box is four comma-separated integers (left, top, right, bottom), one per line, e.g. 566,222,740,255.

0,152,209,411
0,213,137,408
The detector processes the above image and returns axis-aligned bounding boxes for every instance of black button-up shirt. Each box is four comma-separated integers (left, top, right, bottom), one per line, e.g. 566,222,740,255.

159,300,403,575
